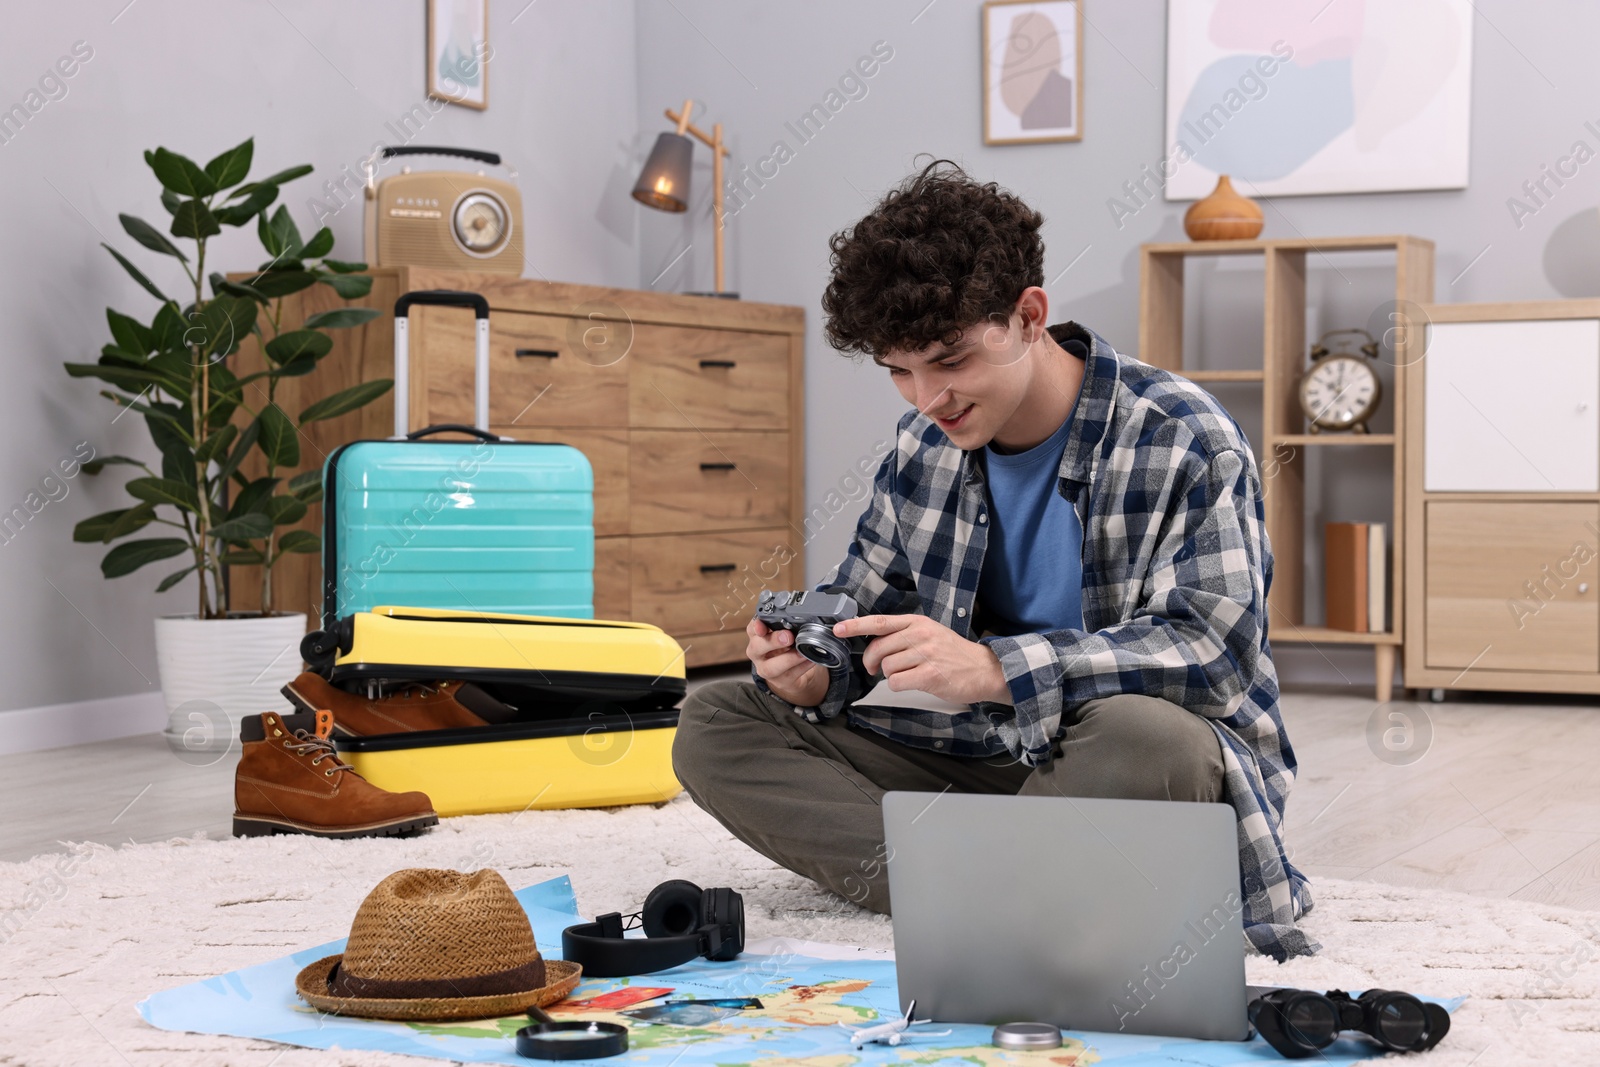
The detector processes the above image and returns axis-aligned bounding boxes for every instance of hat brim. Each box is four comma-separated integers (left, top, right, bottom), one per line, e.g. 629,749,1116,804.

294,954,582,1022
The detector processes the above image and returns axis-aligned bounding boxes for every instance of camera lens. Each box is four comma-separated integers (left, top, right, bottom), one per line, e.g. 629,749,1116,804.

795,624,846,669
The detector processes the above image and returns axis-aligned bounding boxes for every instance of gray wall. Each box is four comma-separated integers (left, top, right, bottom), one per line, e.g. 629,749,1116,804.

5,0,1599,722
0,0,638,716
634,0,1600,686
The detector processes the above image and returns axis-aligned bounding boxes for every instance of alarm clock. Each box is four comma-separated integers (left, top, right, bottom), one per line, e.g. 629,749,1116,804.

1300,328,1382,434
362,145,524,273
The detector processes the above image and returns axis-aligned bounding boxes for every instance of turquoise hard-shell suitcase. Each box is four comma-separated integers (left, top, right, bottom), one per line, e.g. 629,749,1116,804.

319,290,594,628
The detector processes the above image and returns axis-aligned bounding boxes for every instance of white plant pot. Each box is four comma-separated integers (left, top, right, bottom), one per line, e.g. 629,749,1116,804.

154,613,307,754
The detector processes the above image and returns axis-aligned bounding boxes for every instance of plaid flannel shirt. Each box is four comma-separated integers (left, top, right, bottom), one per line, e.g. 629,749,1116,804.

752,320,1316,961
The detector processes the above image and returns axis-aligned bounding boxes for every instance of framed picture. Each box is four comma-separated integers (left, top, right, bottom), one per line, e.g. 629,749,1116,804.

1163,0,1473,199
982,0,1083,145
427,0,489,110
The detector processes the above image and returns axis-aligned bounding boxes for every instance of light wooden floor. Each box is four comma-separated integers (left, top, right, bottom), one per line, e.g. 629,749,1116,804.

5,674,1598,912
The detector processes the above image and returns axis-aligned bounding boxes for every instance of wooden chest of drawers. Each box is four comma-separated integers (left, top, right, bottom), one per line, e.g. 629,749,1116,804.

230,267,805,668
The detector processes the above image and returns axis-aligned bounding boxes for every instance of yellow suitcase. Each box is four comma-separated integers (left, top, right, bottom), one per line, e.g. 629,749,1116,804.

300,606,685,816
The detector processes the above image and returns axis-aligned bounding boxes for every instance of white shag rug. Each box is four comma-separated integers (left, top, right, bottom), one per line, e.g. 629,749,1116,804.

1,793,1596,1066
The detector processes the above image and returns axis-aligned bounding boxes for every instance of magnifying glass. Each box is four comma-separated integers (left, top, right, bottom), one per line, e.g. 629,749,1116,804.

517,1006,629,1060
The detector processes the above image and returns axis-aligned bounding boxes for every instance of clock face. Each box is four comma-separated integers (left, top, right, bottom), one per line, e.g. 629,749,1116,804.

1301,355,1380,429
452,192,510,254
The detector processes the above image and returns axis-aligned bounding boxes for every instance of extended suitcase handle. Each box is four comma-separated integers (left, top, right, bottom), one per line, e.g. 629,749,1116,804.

394,290,491,438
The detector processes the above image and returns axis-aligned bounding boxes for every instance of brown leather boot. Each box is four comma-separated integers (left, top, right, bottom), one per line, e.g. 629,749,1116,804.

233,709,439,839
281,672,490,737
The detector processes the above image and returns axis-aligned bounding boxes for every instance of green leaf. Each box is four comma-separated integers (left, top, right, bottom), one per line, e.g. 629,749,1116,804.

266,205,304,258
303,307,380,330
213,182,278,226
287,468,323,499
144,401,195,450
159,189,181,217
256,404,300,466
213,418,259,486
321,272,373,300
119,213,188,261
126,476,201,512
256,211,282,257
264,329,332,367
276,529,320,555
75,507,143,543
102,538,189,578
170,199,221,240
227,476,278,520
219,548,265,565
208,512,274,542
203,137,253,188
150,301,185,349
106,309,154,355
247,270,318,299
102,243,170,303
321,258,367,274
301,227,334,259
155,565,197,593
229,164,313,199
264,494,308,526
102,501,159,542
209,272,269,304
149,147,218,197
193,294,257,360
299,378,392,424
194,424,238,464
80,455,147,476
64,361,180,394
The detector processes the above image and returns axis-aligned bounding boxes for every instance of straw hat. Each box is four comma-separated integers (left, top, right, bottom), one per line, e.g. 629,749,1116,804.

295,868,581,1021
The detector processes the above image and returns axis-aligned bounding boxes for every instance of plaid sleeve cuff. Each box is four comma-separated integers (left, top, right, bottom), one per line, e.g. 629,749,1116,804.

981,632,1067,767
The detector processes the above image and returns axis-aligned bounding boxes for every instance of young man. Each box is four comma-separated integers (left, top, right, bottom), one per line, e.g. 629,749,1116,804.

672,160,1315,961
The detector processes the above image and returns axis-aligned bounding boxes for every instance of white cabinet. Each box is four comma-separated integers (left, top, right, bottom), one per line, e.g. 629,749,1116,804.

1423,318,1600,492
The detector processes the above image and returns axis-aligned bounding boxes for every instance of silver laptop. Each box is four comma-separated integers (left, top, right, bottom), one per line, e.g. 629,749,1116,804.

882,791,1249,1041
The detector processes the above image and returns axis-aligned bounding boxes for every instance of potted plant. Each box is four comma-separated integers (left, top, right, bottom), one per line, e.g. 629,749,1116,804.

65,138,392,750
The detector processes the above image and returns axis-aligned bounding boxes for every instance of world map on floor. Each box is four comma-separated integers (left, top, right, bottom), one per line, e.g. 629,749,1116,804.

138,875,1458,1066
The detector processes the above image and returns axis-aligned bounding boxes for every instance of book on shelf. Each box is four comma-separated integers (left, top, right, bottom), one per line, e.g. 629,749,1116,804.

1324,522,1388,633
1367,522,1386,634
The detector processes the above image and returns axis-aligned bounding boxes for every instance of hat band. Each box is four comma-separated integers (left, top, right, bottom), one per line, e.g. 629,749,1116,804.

326,955,547,1000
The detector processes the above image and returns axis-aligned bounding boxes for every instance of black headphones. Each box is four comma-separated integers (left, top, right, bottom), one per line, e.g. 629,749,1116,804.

561,881,745,977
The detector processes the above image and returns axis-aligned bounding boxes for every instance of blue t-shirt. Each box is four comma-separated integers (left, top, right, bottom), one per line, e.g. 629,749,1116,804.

977,397,1084,638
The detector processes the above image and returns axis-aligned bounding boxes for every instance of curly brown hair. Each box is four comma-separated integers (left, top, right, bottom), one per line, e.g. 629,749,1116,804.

820,159,1045,360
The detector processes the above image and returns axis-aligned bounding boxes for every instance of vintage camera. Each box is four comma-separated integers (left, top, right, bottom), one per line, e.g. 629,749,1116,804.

756,590,865,671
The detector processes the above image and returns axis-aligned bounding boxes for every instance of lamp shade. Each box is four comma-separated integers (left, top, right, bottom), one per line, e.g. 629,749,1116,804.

632,131,693,212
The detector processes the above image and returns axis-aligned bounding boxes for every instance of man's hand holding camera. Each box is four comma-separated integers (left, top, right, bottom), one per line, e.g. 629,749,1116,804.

834,613,1012,705
747,589,1012,709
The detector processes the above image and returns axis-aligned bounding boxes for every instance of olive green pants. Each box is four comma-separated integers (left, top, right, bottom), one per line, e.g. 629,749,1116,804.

671,678,1224,914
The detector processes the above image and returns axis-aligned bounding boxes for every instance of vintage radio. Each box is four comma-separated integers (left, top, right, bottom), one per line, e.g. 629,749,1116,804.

362,145,524,273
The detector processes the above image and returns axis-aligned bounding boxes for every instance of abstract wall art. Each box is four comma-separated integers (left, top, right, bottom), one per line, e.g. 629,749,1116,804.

1164,0,1473,198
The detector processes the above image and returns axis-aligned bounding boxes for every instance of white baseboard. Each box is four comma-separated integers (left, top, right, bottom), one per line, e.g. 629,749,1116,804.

0,691,167,756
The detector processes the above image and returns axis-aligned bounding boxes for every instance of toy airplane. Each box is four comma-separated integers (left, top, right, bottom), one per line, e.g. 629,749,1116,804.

842,999,953,1048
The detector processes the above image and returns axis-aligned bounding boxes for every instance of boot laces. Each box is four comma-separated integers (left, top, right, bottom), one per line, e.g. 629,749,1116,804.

284,729,355,773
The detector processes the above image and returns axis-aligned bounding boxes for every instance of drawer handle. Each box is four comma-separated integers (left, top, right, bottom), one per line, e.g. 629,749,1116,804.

698,359,737,369
699,563,737,574
699,462,737,471
516,347,561,359
1581,583,1591,594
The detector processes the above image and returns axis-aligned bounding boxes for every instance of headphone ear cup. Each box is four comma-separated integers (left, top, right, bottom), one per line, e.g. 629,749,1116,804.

641,879,704,939
701,887,745,960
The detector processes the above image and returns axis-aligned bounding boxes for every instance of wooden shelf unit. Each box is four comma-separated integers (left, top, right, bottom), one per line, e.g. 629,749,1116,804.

1138,235,1435,702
